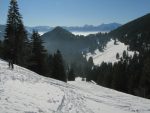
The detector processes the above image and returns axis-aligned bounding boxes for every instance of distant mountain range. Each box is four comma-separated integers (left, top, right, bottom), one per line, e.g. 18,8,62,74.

0,23,121,40
26,23,121,33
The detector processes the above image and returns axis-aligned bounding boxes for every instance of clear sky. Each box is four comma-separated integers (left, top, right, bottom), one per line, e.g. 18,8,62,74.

0,0,150,27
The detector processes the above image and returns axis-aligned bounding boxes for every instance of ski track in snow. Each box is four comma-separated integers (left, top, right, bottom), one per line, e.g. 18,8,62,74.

0,60,150,113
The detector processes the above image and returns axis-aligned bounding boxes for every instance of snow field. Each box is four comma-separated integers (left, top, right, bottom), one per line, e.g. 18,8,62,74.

0,60,150,113
86,39,135,65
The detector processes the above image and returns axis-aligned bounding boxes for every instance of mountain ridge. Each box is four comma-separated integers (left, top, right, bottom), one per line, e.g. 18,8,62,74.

27,23,121,33
0,23,121,40
109,13,150,51
42,26,76,41
110,13,150,37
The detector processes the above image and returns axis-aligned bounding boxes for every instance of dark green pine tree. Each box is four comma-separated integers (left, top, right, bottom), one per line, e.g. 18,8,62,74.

88,57,94,68
68,67,75,81
47,54,54,75
29,30,48,76
0,41,3,58
140,57,150,98
3,0,29,66
51,50,67,82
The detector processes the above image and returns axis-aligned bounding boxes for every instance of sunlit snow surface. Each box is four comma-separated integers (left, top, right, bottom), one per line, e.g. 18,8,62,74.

38,32,45,36
86,39,135,65
0,60,150,113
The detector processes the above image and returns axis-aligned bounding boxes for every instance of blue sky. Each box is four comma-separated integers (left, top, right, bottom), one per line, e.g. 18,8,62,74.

0,0,150,27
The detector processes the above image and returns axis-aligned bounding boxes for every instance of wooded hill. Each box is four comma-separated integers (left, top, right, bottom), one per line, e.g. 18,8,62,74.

86,13,150,99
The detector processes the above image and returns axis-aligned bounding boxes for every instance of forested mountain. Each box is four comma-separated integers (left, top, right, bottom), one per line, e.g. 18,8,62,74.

86,13,150,99
42,26,76,42
41,26,110,62
110,13,150,36
110,13,150,52
41,26,110,77
41,26,77,61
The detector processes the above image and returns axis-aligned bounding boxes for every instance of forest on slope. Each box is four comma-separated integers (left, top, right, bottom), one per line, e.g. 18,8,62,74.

86,13,150,99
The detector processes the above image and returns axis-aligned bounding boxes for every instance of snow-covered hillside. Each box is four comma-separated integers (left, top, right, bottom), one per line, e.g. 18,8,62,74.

87,39,135,65
0,60,150,113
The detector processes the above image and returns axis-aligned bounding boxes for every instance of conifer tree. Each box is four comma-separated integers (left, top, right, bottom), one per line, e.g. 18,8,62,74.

68,67,75,81
116,53,120,59
3,0,28,66
88,57,94,68
51,50,67,82
140,57,150,98
47,54,54,75
29,30,48,76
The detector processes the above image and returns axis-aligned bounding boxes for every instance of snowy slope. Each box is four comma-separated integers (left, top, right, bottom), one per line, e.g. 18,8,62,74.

86,39,135,65
0,60,150,113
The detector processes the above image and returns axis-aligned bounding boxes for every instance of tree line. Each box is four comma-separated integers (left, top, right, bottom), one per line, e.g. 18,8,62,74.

86,50,150,99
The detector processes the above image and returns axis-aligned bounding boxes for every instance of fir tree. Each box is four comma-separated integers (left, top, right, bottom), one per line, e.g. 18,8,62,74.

47,54,54,75
51,50,67,82
68,67,75,81
88,57,94,68
3,0,28,66
29,30,48,76
123,50,127,59
140,57,150,98
116,53,120,59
